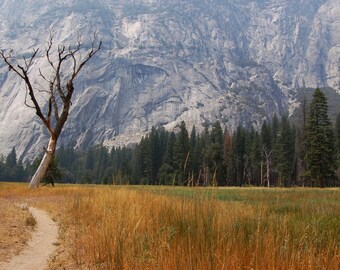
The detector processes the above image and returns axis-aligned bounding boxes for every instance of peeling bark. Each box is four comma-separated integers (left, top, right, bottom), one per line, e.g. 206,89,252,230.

29,138,56,189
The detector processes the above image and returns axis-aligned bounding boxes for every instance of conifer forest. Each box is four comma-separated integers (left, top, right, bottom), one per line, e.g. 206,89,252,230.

1,89,340,187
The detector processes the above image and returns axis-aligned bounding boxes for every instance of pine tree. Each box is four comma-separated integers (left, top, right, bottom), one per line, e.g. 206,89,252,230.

132,137,148,184
188,126,198,184
336,114,340,154
131,146,142,184
43,158,62,186
334,113,340,182
243,129,253,186
277,115,295,186
234,126,246,186
193,133,205,185
6,147,17,168
223,129,235,185
271,114,280,148
261,120,273,187
206,121,225,185
159,132,176,185
250,131,261,186
261,120,272,151
271,115,280,185
4,147,17,181
304,88,336,187
0,155,6,181
296,95,308,186
174,121,189,185
147,127,161,184
96,146,110,183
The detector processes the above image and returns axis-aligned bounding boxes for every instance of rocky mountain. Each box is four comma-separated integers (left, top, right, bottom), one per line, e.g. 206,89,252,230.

0,0,339,161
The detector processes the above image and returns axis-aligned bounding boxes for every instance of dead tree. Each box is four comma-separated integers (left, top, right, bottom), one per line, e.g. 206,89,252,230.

262,146,273,187
0,33,101,188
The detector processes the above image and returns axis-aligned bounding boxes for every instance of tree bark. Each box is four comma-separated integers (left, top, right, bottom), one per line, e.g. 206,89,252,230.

262,147,272,188
266,160,270,187
1,33,101,189
29,137,56,188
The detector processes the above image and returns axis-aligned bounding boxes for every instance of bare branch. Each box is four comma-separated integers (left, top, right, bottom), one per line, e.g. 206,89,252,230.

71,52,77,75
24,86,36,109
22,48,39,70
46,34,56,71
0,50,25,79
49,78,60,122
23,55,28,69
51,97,60,122
1,29,102,188
38,68,52,84
16,63,49,128
1,31,101,140
26,49,39,69
47,97,53,126
58,45,67,62
70,36,102,82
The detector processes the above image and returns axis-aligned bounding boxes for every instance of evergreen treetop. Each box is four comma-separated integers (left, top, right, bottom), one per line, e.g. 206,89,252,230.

304,88,336,187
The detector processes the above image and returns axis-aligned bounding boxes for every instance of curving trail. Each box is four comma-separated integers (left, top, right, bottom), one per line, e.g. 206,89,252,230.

0,207,58,270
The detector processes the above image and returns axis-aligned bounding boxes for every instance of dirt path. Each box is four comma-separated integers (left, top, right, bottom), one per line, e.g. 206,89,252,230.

0,207,59,270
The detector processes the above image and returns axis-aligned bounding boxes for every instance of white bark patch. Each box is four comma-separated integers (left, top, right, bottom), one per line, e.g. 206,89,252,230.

29,138,56,188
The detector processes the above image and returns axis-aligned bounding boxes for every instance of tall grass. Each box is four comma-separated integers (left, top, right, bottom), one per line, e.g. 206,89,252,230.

1,183,339,269
65,187,340,269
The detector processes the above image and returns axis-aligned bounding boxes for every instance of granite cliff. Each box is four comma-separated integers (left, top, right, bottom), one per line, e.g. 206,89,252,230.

0,0,339,160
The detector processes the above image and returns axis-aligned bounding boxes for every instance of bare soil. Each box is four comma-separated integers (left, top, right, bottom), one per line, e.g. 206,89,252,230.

0,206,59,270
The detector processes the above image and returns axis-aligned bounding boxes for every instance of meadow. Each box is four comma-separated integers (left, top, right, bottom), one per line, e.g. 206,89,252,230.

0,183,339,269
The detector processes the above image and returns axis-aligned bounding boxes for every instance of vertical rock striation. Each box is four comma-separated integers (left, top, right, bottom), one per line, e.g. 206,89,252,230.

0,0,339,160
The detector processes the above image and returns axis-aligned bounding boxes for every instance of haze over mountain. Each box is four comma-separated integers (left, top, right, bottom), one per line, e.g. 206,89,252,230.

0,0,339,160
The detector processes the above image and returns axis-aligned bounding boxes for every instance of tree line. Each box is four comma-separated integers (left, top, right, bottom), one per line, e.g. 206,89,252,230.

0,147,26,182
1,89,339,187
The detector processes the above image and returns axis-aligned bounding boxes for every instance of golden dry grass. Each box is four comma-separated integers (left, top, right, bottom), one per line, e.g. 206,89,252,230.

0,198,33,262
0,183,78,269
0,183,339,269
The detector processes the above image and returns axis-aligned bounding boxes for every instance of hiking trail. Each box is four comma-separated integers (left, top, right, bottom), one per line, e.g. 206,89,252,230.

0,206,59,270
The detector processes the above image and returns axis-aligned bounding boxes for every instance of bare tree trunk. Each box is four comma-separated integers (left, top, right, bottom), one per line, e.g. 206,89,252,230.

260,161,263,186
29,137,56,188
213,164,218,187
262,146,272,188
196,170,202,186
1,32,101,189
266,161,270,187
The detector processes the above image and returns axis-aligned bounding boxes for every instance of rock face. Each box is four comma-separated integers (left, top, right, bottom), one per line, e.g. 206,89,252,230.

0,0,339,160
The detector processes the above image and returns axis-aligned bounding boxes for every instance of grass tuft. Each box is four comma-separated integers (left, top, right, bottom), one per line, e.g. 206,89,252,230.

25,214,37,227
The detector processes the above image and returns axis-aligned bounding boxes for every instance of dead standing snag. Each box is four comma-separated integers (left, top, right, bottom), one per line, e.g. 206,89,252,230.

0,33,102,188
